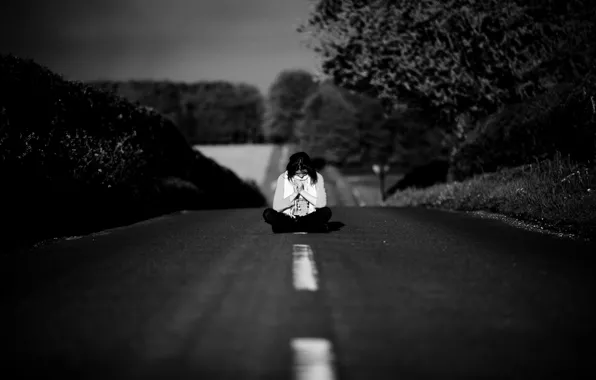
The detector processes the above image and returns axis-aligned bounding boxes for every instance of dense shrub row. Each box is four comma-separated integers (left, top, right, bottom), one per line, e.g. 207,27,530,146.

0,54,266,251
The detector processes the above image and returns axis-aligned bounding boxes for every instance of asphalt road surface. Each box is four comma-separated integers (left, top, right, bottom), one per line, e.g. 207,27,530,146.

7,206,596,379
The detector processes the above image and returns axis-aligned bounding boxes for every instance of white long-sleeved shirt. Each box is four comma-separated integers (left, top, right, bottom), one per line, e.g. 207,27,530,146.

272,171,327,214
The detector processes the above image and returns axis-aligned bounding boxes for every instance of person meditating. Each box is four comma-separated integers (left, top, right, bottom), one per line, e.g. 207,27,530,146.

263,152,332,233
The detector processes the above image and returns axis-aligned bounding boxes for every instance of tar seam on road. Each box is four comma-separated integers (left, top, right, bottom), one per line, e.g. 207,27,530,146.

291,244,337,380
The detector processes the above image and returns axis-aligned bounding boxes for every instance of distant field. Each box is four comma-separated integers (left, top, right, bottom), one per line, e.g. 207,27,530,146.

193,144,277,187
193,144,402,207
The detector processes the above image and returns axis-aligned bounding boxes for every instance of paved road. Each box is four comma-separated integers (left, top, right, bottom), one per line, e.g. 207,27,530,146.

7,207,596,379
344,173,404,206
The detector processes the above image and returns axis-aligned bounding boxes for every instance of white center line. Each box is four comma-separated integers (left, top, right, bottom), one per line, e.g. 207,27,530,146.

291,338,337,380
292,244,318,291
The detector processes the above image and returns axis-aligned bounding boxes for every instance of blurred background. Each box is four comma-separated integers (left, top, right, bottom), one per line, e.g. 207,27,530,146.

1,0,595,245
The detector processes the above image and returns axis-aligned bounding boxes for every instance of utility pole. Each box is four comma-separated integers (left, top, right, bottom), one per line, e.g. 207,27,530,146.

372,162,390,202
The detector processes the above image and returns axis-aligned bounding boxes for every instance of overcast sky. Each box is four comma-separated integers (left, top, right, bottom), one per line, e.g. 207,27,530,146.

0,0,319,93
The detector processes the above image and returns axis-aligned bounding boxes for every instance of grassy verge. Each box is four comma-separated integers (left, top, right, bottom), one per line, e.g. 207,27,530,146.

385,153,596,240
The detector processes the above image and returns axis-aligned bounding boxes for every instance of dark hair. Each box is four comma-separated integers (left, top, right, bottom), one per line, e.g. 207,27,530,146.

286,151,318,184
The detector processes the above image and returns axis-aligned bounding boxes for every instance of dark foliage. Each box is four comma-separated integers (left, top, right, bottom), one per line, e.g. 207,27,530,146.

450,74,596,181
386,159,450,194
263,69,318,143
89,79,266,145
0,54,266,251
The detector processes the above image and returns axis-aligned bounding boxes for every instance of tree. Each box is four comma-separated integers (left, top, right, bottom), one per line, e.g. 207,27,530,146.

263,69,318,143
233,83,266,143
296,81,360,164
298,0,596,133
341,88,394,165
386,105,451,171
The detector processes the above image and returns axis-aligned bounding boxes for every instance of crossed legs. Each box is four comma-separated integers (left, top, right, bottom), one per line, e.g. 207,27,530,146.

263,207,332,232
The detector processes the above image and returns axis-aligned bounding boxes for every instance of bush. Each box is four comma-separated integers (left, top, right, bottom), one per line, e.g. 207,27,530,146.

386,159,450,195
384,103,451,172
0,54,266,251
450,71,596,181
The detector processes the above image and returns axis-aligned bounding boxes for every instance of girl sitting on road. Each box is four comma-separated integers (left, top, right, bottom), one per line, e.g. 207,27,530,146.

263,151,332,233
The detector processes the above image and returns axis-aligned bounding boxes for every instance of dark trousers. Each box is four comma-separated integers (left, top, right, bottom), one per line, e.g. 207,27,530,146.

263,207,332,232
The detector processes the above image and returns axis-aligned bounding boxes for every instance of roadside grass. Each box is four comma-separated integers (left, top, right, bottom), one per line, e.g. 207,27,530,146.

385,153,596,240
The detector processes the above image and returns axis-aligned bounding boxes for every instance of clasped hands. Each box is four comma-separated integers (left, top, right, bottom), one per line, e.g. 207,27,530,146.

293,181,305,197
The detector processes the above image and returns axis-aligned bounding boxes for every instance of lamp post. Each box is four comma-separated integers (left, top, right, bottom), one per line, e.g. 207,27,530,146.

372,163,390,202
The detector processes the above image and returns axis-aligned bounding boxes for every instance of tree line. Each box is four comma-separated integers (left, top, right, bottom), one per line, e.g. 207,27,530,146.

89,80,267,145
264,69,395,167
89,0,595,175
89,73,397,168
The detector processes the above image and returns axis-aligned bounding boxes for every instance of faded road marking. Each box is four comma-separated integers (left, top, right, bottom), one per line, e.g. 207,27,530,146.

292,244,318,291
291,338,336,380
